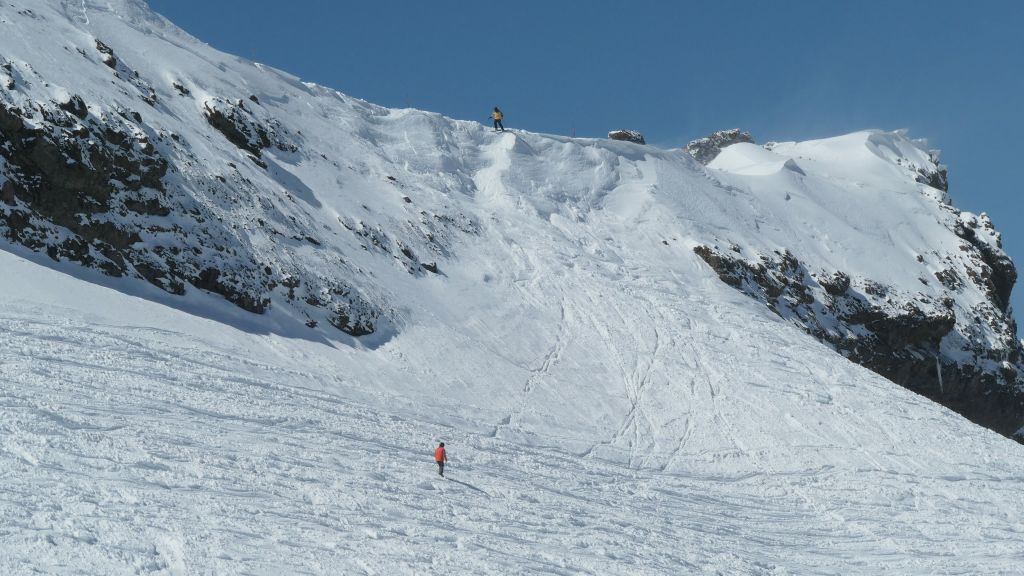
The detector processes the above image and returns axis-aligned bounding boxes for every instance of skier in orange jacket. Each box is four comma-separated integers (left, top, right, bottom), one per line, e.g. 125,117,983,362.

435,442,448,477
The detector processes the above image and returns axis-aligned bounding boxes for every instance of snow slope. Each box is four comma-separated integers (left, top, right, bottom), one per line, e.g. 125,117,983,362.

4,243,1024,575
0,1,1023,574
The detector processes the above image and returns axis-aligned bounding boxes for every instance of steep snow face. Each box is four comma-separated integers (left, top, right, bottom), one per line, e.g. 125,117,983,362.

1,2,1024,573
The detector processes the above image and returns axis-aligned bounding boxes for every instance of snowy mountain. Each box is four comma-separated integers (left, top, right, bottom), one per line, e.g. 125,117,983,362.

2,1,1024,574
695,132,1023,439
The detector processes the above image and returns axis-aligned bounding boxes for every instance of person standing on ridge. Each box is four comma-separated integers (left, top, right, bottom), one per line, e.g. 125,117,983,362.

491,107,504,132
435,442,448,477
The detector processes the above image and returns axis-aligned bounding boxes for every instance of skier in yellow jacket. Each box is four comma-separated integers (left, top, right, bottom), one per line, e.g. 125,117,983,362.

491,107,504,132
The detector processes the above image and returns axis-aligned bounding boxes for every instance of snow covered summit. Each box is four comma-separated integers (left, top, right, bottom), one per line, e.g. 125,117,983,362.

1,1,1024,574
700,130,1022,439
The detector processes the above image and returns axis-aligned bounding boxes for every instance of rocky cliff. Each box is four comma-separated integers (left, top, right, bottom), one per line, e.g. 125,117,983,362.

695,135,1024,440
0,3,482,338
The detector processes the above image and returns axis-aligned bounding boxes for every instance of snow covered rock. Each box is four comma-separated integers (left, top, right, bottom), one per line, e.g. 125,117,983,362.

607,129,646,144
685,128,754,164
701,132,1024,439
94,38,118,69
0,96,169,272
0,3,458,336
202,96,297,160
916,149,949,192
954,211,1015,310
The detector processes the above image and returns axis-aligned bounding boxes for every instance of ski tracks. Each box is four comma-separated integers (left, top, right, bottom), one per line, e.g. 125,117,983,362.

3,294,1024,574
500,296,570,434
575,276,665,467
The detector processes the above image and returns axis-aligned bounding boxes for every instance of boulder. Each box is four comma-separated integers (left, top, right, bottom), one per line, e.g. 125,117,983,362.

608,130,645,145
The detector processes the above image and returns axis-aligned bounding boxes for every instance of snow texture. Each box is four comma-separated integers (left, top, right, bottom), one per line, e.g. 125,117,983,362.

0,1,1023,574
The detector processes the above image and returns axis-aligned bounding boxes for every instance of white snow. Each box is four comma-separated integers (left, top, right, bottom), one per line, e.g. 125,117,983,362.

4,243,1024,575
0,1,1023,574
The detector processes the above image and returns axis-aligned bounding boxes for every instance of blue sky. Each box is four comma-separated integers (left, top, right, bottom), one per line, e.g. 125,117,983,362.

149,0,1024,329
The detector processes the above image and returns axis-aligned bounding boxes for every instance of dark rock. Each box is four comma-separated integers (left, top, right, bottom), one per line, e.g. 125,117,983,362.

57,94,88,118
694,244,1024,443
934,268,963,291
0,99,168,213
203,98,272,156
685,129,754,165
954,217,1016,312
915,150,948,192
1,180,17,205
818,271,851,296
193,267,269,313
95,39,117,69
608,130,645,145
123,196,172,216
693,245,743,288
329,302,377,337
0,98,301,322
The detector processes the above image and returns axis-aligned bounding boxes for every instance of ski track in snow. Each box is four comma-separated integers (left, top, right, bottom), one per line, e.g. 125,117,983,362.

3,254,1024,575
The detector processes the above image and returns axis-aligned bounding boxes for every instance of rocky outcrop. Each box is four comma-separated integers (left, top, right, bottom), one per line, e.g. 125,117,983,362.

695,243,1024,442
685,129,754,164
954,212,1016,312
608,130,645,145
0,80,379,335
95,39,117,69
0,97,168,272
202,97,297,160
916,150,949,192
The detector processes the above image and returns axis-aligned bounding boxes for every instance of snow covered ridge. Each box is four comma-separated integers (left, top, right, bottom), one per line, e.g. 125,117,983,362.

0,0,485,336
702,133,1024,440
0,0,1021,443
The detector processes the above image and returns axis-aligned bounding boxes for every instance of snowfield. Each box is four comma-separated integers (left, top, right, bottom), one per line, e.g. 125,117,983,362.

3,246,1024,575
1,1,1024,574
2,246,1024,575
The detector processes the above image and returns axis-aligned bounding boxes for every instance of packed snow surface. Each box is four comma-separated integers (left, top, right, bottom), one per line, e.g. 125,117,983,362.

5,246,1024,575
1,1,1023,574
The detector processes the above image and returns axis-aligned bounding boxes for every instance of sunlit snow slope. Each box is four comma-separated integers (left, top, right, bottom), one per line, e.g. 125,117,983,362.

1,1,1023,574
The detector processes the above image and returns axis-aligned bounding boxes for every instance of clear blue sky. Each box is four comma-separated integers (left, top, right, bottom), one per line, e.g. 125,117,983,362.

149,0,1024,330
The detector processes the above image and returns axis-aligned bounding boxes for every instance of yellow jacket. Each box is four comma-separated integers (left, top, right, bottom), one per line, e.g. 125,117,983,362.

492,110,503,121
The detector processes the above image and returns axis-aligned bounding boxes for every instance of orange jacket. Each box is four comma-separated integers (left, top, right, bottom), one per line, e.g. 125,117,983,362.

435,446,447,462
